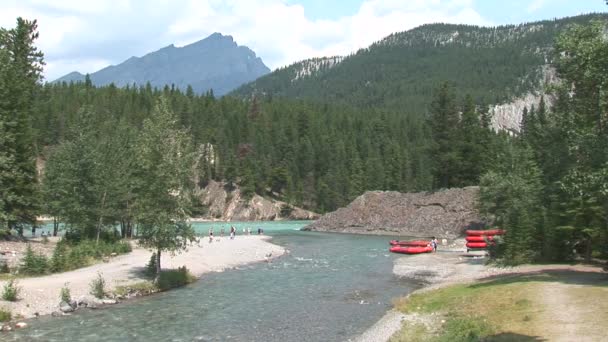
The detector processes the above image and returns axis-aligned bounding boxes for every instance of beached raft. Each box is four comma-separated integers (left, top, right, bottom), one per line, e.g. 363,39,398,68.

389,245,433,254
389,240,430,247
465,235,495,242
465,229,505,236
466,242,494,249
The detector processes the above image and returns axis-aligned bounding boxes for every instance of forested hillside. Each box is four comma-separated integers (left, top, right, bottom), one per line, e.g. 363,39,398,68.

233,14,607,113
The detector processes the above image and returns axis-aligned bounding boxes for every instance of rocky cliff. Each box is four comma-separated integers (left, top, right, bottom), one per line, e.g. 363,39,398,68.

303,187,482,238
195,180,319,221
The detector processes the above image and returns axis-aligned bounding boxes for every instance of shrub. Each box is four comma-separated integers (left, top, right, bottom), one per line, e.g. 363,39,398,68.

0,262,9,274
20,244,49,275
156,266,196,291
51,239,132,273
437,317,493,342
89,272,106,299
50,240,68,272
2,279,20,301
0,308,11,322
146,252,157,277
60,283,71,303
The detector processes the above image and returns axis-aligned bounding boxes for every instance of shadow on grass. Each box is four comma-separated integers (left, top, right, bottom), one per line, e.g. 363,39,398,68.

471,269,608,288
484,332,547,341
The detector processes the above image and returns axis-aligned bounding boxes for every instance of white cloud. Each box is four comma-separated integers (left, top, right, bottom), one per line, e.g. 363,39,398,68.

527,0,547,13
0,0,493,81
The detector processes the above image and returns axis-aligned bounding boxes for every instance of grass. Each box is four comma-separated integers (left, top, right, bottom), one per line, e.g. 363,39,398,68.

113,281,159,297
391,269,608,341
391,279,541,341
0,308,11,322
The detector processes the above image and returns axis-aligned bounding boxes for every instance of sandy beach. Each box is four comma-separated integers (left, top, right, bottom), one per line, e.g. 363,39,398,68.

0,235,284,319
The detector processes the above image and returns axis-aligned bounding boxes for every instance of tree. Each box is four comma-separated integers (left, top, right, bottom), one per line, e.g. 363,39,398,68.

133,96,195,281
428,82,460,188
479,142,544,265
0,18,44,234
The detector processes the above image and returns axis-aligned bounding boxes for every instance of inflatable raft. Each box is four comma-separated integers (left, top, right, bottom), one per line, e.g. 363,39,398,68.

389,240,430,247
465,229,505,236
465,235,495,242
389,245,433,254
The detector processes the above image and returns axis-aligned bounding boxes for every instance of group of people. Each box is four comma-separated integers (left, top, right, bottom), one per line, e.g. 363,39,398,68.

206,225,264,243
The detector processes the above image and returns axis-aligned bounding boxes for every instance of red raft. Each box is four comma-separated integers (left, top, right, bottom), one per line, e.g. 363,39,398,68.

466,242,494,249
465,229,505,236
390,245,433,254
465,235,495,242
389,240,430,247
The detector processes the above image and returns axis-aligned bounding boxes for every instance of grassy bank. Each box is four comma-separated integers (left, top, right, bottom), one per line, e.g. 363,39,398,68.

389,268,608,342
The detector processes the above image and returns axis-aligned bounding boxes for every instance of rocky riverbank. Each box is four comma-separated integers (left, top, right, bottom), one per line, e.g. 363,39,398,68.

304,187,482,238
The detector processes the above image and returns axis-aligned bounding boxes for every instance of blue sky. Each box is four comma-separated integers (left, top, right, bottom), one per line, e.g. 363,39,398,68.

0,0,606,81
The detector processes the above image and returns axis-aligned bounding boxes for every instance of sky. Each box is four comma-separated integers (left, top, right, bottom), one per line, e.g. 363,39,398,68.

0,0,606,81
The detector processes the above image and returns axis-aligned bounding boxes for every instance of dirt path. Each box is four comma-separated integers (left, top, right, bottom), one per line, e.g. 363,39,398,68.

534,268,608,342
0,235,284,319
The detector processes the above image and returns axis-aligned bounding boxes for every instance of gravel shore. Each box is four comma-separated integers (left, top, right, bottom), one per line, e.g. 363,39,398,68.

355,239,508,341
0,235,284,319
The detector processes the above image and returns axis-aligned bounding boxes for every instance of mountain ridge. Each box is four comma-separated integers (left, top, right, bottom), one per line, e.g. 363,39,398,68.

232,13,607,132
54,32,270,96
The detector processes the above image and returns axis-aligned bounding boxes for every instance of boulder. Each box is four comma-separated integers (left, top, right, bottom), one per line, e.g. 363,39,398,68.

15,322,27,329
59,301,74,313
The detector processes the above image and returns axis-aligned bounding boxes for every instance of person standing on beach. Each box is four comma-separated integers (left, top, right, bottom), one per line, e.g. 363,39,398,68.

431,237,438,252
209,228,214,243
220,227,224,237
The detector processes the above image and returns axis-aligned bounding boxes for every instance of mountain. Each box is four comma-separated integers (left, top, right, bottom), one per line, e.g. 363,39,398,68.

233,14,607,123
54,33,271,96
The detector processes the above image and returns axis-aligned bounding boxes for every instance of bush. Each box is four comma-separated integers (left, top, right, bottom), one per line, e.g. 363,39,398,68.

2,279,20,301
50,240,68,273
156,266,196,291
20,244,49,275
89,272,106,299
0,308,11,322
51,239,132,273
0,262,9,274
60,283,71,303
437,317,494,342
146,252,157,277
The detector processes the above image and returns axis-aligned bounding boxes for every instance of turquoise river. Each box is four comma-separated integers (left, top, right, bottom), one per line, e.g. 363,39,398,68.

10,221,421,342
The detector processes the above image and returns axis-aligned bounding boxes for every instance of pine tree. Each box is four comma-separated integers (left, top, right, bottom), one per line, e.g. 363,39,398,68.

428,82,460,188
133,96,196,281
0,18,44,234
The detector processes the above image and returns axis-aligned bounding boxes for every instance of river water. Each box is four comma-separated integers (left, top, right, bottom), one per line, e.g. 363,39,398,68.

10,221,420,342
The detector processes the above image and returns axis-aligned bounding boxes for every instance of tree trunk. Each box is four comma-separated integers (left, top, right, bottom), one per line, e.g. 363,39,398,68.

585,236,592,263
120,220,126,239
155,249,162,283
53,217,58,236
96,191,107,245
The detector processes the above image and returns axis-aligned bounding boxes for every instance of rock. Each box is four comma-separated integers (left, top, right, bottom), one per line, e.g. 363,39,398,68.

51,311,62,317
1,324,12,332
194,180,319,221
101,299,117,305
304,187,484,238
15,322,27,329
69,299,78,309
60,300,75,313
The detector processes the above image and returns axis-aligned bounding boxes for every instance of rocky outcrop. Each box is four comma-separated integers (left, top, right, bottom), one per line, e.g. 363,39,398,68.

303,187,482,238
489,65,558,134
195,180,319,221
